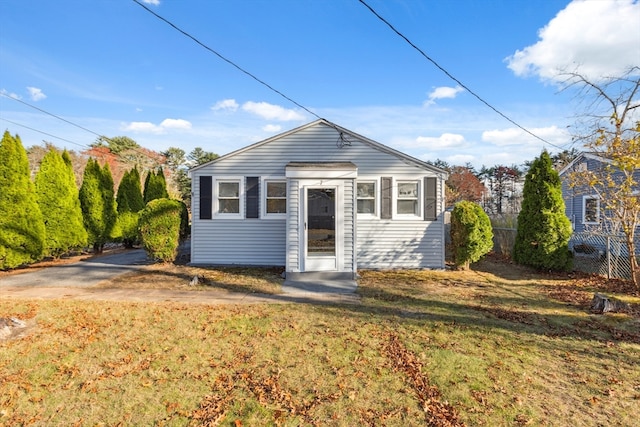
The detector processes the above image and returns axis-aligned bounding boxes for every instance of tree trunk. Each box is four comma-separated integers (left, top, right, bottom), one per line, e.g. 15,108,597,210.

625,234,638,288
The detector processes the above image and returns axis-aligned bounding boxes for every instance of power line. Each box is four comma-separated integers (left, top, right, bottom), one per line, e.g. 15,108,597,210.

1,92,104,139
0,92,168,162
132,0,323,122
357,0,563,150
0,116,88,148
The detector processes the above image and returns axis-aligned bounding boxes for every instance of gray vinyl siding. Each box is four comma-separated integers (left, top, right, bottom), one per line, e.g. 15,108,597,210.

286,179,300,271
343,179,355,272
357,220,444,269
191,121,446,269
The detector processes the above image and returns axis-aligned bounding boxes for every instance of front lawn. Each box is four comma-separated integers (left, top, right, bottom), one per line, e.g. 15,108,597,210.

1,257,638,426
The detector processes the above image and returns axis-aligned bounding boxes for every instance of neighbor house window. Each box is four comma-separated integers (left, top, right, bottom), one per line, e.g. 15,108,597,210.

265,180,287,214
583,195,599,224
357,181,376,215
397,180,419,215
218,181,240,214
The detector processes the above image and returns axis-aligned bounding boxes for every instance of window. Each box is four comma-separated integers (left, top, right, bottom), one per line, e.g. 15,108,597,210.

583,196,599,224
397,181,419,215
218,181,240,214
265,180,287,214
357,181,376,215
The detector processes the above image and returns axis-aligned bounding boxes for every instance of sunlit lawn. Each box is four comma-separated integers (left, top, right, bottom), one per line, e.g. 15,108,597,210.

1,257,639,426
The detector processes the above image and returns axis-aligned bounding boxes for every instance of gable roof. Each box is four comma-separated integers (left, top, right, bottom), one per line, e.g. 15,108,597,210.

558,151,612,176
189,119,448,177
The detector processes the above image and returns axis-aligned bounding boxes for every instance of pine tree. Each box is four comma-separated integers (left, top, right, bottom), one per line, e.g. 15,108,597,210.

79,158,117,253
116,167,144,213
143,167,169,204
514,151,573,271
35,149,87,257
62,150,88,250
0,131,46,269
115,167,144,248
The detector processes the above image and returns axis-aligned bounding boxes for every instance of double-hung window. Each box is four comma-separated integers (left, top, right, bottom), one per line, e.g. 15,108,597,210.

583,195,599,224
217,180,240,215
357,181,376,215
397,180,419,216
265,180,287,215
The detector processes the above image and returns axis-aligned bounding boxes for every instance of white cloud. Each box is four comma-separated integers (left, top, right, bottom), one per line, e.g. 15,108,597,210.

425,85,464,105
1,88,21,99
482,125,569,147
142,0,160,5
506,0,640,82
263,124,282,133
122,118,192,134
160,118,192,130
27,86,46,101
242,101,305,121
211,98,239,112
415,133,466,149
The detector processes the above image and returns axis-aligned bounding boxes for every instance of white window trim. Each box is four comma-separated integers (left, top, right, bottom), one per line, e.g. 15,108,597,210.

582,195,600,225
356,177,379,218
214,176,244,218
261,177,287,219
394,179,422,219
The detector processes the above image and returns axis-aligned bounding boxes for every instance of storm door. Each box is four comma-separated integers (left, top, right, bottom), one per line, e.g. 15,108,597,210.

304,187,337,271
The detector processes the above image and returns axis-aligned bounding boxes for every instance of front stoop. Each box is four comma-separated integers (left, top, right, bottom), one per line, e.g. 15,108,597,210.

283,272,358,300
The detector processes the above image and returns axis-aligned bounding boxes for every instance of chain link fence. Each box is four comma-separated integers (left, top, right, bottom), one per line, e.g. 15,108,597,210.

489,228,635,280
569,232,635,280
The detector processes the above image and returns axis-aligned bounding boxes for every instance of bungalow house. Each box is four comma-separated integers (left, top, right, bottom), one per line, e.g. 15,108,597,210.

188,119,448,280
559,151,640,260
559,152,639,234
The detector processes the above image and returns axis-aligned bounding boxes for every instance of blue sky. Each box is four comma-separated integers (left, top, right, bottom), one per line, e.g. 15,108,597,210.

1,0,638,169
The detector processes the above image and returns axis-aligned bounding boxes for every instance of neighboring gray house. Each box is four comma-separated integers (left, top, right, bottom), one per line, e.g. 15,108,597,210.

559,152,639,234
189,119,448,280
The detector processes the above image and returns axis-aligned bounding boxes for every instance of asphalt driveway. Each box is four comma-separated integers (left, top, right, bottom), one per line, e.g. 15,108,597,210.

0,248,360,305
0,249,151,288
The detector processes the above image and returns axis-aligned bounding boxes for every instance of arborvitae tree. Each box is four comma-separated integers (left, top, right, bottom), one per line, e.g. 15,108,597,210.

35,149,87,257
514,151,573,271
0,131,46,269
79,158,117,253
114,167,144,248
61,150,88,252
139,198,183,262
450,200,494,270
143,167,169,204
116,167,144,214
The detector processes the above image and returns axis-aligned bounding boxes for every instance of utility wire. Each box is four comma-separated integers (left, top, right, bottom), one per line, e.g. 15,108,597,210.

357,0,563,150
132,0,322,122
1,93,168,162
0,116,87,148
1,92,104,139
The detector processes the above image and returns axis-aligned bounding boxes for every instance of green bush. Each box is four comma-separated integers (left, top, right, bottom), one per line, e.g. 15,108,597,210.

0,131,46,269
138,198,182,262
514,151,572,271
35,149,87,257
450,201,493,270
113,211,140,249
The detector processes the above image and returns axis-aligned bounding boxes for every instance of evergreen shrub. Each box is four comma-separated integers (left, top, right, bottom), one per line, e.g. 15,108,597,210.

450,200,493,270
138,198,182,262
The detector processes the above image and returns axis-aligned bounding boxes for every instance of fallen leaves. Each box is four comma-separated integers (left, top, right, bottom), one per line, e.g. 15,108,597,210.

382,332,465,427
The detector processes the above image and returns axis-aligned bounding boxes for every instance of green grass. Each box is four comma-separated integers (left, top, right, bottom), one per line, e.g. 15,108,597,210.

1,258,639,426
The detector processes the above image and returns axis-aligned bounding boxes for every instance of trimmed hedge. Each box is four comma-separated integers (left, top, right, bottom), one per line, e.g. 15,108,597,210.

138,198,183,262
450,200,493,270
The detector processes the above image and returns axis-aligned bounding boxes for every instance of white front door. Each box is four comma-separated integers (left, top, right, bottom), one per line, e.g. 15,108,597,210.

303,183,342,271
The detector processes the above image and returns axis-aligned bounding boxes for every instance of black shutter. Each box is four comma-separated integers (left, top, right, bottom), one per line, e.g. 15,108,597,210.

381,177,392,219
424,177,437,221
246,177,259,218
199,176,212,220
